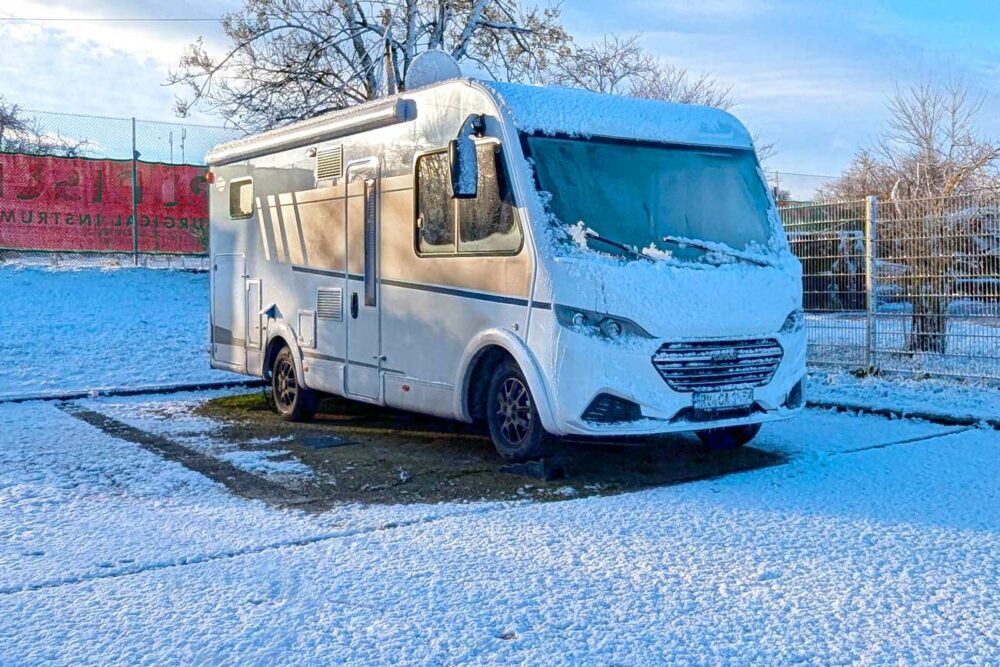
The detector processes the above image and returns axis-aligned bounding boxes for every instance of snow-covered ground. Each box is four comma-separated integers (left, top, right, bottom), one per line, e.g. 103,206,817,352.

2,265,998,664
0,266,234,398
1,395,998,665
809,370,1000,424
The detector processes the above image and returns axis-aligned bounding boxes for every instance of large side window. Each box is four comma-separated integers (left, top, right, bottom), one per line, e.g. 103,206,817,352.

415,142,522,256
229,178,254,219
415,152,455,254
458,143,521,253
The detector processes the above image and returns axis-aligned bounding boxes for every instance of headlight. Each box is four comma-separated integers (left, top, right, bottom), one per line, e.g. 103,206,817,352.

554,305,653,339
780,308,804,334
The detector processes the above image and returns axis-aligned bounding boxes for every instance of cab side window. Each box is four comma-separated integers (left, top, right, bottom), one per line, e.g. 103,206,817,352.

457,143,521,253
415,142,522,256
415,152,455,254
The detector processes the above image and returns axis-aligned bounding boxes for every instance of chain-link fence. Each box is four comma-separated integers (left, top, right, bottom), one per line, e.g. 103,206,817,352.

782,192,1000,382
0,109,242,266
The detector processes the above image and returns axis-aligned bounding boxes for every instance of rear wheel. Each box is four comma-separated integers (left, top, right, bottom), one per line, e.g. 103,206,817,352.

271,347,319,422
696,423,761,450
486,360,551,462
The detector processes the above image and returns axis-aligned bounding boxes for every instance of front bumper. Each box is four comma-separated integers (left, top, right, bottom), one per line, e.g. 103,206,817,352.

546,328,807,437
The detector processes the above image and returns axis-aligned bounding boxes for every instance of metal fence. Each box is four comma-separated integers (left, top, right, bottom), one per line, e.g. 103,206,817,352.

0,109,242,265
782,192,1000,381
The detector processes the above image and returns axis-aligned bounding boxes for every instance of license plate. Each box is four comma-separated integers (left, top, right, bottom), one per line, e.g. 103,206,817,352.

693,389,754,411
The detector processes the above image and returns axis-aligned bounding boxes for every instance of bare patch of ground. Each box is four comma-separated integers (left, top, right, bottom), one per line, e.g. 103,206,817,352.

193,392,787,509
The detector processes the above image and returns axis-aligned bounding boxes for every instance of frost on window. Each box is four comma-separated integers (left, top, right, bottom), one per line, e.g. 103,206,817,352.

416,143,521,256
416,151,455,254
527,136,773,262
458,143,521,253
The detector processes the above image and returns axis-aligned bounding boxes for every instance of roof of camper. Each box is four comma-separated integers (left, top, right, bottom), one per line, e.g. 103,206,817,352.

478,80,754,150
207,77,754,164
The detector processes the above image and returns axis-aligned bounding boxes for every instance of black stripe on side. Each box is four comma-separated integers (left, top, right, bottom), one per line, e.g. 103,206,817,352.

380,278,529,307
291,266,552,309
302,351,345,363
302,350,403,375
291,265,364,281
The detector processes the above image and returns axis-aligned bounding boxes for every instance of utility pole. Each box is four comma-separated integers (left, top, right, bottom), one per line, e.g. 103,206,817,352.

131,117,140,266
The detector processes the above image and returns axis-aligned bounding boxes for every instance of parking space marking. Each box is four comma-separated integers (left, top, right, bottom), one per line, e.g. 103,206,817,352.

58,402,309,505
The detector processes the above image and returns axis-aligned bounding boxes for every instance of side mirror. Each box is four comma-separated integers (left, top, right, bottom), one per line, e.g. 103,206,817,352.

449,114,485,200
449,137,477,199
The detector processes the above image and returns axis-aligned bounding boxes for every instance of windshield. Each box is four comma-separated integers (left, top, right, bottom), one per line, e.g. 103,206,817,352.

526,135,774,262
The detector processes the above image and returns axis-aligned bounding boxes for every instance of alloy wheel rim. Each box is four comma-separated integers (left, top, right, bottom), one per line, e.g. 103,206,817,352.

275,358,297,410
497,377,532,445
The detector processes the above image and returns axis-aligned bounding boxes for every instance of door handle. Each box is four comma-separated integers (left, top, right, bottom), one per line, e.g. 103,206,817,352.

351,292,359,319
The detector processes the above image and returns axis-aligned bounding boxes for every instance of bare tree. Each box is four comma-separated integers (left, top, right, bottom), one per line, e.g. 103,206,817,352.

546,34,654,96
549,34,775,160
549,34,733,105
168,0,570,131
821,77,1000,354
0,98,89,157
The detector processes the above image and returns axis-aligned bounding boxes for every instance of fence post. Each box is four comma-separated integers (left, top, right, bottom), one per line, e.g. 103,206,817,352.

131,117,139,267
864,195,878,371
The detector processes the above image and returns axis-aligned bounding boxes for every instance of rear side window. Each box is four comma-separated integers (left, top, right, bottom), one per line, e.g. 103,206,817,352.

415,142,521,256
415,152,455,254
229,178,254,219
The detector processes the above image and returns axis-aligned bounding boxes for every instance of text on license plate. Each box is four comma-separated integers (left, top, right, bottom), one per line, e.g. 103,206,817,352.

693,389,754,411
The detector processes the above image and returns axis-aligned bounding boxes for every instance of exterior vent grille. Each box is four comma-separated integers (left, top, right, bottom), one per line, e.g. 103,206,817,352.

315,145,343,181
582,393,642,424
316,288,343,321
652,339,783,392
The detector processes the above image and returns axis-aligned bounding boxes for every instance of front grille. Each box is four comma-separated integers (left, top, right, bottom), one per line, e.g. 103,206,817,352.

652,339,783,392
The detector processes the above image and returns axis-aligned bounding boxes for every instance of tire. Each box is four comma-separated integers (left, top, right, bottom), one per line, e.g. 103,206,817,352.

271,347,319,422
486,360,551,462
696,423,761,450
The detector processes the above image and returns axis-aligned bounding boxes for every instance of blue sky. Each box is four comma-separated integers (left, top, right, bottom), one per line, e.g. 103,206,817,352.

1,0,999,193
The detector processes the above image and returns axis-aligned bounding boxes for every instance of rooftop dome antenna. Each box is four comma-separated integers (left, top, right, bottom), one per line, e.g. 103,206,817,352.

404,50,462,91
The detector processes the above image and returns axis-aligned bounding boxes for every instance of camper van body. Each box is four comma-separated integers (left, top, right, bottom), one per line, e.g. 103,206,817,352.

206,79,806,458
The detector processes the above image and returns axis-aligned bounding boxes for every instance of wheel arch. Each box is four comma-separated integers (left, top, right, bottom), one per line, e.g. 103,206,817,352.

262,321,305,385
454,330,559,434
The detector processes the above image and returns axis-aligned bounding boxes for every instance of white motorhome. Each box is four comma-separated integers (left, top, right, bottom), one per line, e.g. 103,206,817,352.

206,76,806,462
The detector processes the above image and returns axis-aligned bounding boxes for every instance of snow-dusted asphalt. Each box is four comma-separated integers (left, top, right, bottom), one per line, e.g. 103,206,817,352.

1,394,997,666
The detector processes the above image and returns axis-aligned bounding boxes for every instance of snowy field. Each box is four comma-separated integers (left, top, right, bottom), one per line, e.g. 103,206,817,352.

2,265,999,664
0,265,233,399
1,394,998,665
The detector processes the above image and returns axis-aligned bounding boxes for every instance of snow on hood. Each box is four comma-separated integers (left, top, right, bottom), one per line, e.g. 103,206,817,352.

545,253,802,340
480,80,754,150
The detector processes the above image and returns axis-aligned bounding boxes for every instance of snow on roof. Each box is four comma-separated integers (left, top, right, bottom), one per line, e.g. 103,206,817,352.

479,80,754,150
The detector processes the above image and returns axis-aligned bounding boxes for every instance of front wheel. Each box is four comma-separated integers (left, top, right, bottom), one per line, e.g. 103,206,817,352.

696,423,761,450
486,360,551,463
271,347,319,422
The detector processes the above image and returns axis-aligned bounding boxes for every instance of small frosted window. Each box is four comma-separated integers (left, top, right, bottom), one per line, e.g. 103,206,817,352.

229,179,254,219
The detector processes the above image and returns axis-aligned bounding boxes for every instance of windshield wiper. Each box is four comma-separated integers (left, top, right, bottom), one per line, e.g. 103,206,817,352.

584,229,654,262
660,234,775,268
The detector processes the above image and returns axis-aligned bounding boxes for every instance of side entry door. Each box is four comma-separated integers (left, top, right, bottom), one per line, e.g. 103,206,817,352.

212,253,246,369
344,159,381,400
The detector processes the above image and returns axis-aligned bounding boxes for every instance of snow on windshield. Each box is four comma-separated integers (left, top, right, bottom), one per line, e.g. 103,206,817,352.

527,136,778,264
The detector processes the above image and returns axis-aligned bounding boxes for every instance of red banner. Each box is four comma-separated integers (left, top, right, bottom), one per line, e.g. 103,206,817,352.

0,153,209,254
